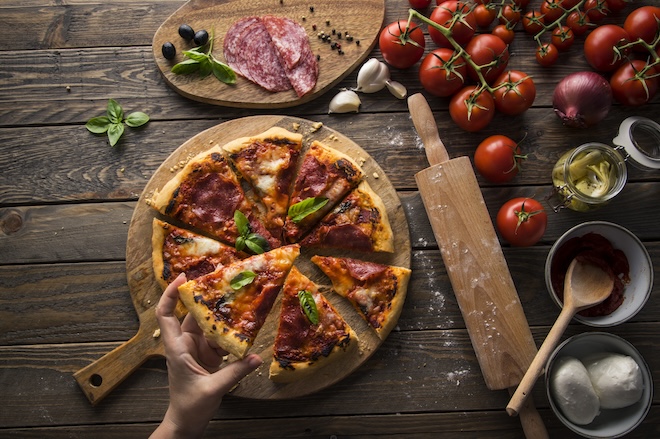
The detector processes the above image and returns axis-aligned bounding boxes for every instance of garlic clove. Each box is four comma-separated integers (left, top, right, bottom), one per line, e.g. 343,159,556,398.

356,58,390,93
328,90,361,114
385,80,407,99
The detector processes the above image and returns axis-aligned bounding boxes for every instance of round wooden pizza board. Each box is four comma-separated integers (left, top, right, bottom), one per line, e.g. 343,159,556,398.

152,0,385,108
79,116,410,403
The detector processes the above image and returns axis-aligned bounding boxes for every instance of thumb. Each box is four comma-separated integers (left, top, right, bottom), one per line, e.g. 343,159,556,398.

209,354,262,395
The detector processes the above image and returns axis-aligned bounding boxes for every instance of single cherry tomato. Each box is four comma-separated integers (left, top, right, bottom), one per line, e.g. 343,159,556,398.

566,10,590,36
522,10,545,35
449,86,495,132
499,4,522,25
496,198,548,247
606,0,628,13
492,70,536,115
551,26,575,51
428,0,477,48
378,20,426,69
474,3,497,28
624,6,660,52
584,0,610,22
541,0,565,23
583,24,630,72
610,60,659,106
409,0,432,9
419,48,467,97
492,24,515,44
465,33,510,84
536,43,560,67
474,135,526,183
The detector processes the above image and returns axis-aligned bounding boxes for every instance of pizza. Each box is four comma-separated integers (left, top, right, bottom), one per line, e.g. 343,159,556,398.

178,244,300,359
311,256,411,339
222,127,303,242
300,180,394,253
269,267,358,382
148,145,280,250
151,218,245,290
283,140,364,243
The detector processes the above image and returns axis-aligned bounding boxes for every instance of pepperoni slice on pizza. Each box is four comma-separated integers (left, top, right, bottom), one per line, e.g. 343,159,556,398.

311,256,411,340
269,266,358,382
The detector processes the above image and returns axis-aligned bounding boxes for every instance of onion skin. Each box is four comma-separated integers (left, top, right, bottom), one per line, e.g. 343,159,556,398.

553,71,613,128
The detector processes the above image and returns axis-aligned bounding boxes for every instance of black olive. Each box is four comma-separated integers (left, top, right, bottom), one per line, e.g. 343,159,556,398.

178,24,195,41
193,29,209,46
161,42,176,60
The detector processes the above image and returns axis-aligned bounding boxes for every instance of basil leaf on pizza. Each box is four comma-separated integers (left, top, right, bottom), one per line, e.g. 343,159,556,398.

288,197,328,223
234,210,269,254
298,290,319,325
230,270,257,290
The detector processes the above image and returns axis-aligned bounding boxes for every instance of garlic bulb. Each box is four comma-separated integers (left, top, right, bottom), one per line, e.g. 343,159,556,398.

328,90,361,114
356,58,390,93
386,80,407,99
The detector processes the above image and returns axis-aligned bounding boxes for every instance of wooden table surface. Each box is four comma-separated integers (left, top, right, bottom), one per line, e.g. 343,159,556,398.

1,0,658,437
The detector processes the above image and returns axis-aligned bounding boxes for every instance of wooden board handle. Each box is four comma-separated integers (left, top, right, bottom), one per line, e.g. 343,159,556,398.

74,308,164,406
407,93,449,166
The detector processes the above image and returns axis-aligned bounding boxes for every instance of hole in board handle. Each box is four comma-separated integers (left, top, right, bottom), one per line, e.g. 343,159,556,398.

90,374,103,387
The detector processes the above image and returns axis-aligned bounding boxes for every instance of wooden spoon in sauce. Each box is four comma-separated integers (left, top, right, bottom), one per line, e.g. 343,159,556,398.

506,258,614,416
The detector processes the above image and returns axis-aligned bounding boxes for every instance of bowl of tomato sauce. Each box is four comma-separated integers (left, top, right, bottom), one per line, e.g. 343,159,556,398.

545,221,653,327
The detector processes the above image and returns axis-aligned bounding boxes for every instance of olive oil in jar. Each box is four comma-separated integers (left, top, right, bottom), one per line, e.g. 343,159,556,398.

552,143,627,212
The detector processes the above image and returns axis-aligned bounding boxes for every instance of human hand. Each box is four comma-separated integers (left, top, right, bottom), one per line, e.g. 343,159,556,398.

151,273,262,439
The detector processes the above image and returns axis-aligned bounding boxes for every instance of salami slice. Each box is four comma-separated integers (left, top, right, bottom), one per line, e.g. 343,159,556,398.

242,22,291,92
223,17,260,81
286,43,318,97
261,15,307,70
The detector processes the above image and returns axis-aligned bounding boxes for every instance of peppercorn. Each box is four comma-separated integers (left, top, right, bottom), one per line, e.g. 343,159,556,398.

309,6,314,12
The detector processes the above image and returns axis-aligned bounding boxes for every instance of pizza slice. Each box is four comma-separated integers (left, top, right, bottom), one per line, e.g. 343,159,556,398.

311,256,411,340
283,141,364,243
269,266,358,382
300,180,394,253
223,127,302,242
178,244,300,358
151,218,245,289
148,146,280,251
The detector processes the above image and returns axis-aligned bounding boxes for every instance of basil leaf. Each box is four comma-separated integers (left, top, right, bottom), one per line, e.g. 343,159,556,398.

230,271,256,290
298,290,319,325
235,236,246,252
182,50,209,62
198,58,213,78
211,58,237,84
106,99,124,124
234,210,250,236
172,59,201,75
245,236,267,254
107,123,124,147
125,112,149,128
85,116,111,134
288,197,329,223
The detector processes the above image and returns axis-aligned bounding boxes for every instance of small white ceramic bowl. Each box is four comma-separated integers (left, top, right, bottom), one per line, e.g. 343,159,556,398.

545,221,653,327
545,332,653,438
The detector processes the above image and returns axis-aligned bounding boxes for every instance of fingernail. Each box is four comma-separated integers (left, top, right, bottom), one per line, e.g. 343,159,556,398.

247,354,263,368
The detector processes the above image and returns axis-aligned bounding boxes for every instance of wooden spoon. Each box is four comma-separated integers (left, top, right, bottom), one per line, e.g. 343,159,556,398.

506,257,614,416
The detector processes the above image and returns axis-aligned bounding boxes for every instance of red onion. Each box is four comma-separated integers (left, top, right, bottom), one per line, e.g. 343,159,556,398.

552,71,613,128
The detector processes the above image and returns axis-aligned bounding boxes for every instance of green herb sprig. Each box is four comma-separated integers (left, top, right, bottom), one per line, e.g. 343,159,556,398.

288,197,329,223
234,210,270,254
230,271,257,290
172,29,236,84
298,290,319,325
85,99,149,147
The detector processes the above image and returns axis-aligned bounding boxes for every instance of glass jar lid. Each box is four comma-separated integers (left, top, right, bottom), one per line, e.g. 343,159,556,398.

612,117,660,170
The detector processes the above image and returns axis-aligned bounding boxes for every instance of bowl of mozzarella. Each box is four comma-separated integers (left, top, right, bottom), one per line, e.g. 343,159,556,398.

545,332,653,438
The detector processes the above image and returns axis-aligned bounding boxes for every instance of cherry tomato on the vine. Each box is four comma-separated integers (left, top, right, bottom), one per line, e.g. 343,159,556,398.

522,10,545,35
499,4,522,26
536,43,559,67
465,33,510,84
610,60,659,106
449,86,495,132
419,48,468,97
541,0,564,23
378,20,425,69
584,0,610,23
624,6,660,52
496,198,548,247
409,0,432,9
583,24,630,72
474,135,525,183
492,24,515,44
551,26,575,51
492,70,536,116
474,3,497,28
606,0,627,13
566,11,590,36
428,0,477,48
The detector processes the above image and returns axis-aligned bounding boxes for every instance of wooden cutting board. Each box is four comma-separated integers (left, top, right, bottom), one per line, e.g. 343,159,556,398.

152,0,385,108
74,115,410,405
409,94,547,438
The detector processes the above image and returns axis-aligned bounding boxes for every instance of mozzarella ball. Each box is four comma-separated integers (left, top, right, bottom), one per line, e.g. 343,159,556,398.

584,353,644,409
550,356,601,425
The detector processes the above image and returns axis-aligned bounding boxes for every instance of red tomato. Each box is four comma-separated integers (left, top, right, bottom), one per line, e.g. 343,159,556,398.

419,48,468,97
566,11,590,36
492,24,515,44
610,60,659,106
474,3,497,28
583,24,630,72
606,0,628,13
624,6,660,51
499,4,522,25
496,198,548,247
536,42,559,67
465,34,510,84
378,20,426,69
474,135,525,183
428,1,477,48
409,0,432,8
523,10,545,35
449,86,495,132
492,70,536,115
584,0,610,22
551,26,575,51
541,0,564,23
